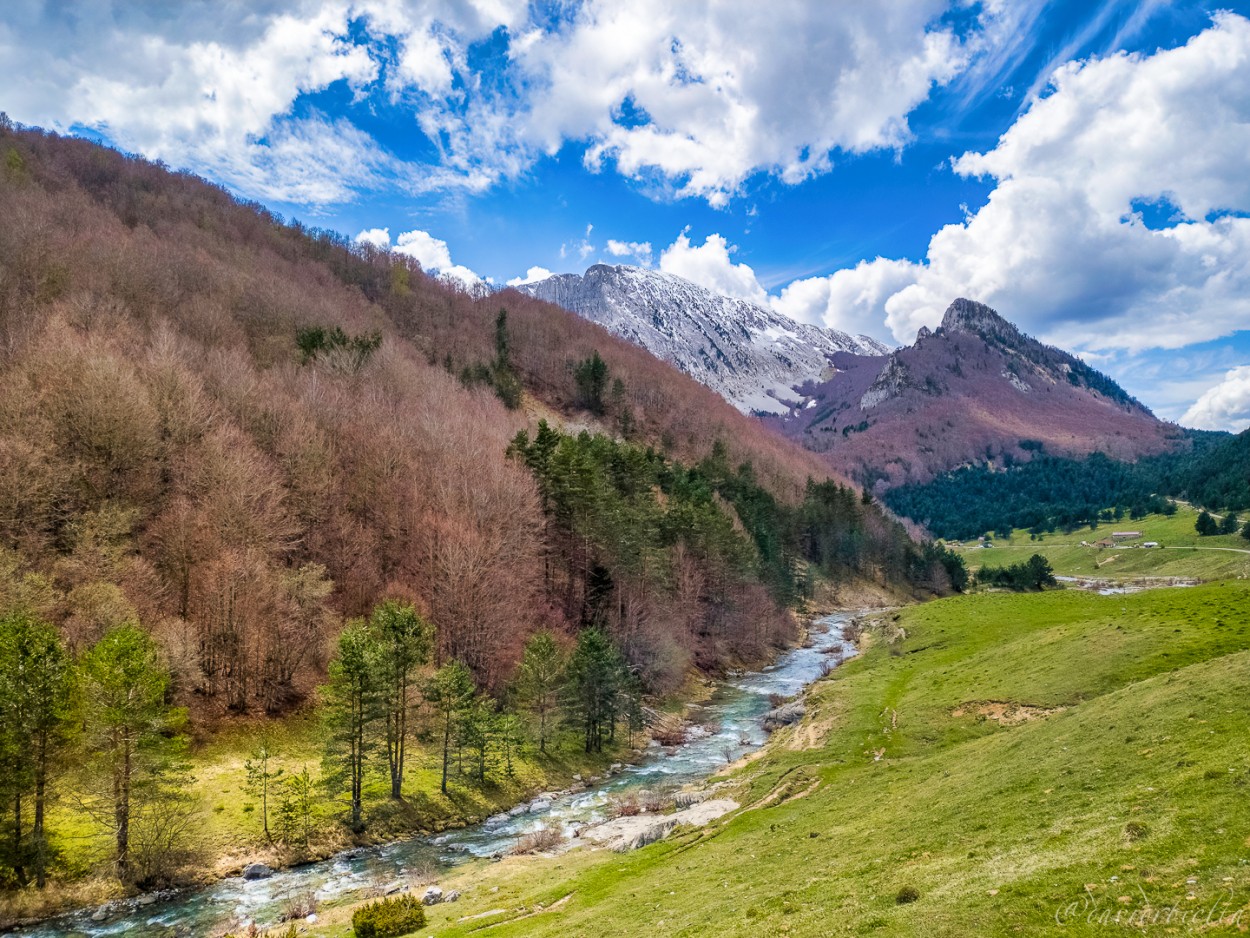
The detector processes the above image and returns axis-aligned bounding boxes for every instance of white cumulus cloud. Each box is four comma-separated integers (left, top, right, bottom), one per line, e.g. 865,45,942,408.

507,266,554,286
355,227,391,249
659,233,768,305
1181,366,1250,432
394,229,483,291
796,13,1250,356
0,0,980,207
513,1,968,205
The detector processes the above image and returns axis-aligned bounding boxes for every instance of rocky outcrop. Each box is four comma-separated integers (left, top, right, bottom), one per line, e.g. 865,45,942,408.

762,701,806,730
577,798,739,852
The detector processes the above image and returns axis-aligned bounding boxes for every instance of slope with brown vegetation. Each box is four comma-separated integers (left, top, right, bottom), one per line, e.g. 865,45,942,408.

0,120,931,732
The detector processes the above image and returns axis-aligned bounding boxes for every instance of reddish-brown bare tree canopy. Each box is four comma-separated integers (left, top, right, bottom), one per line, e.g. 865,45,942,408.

0,123,924,725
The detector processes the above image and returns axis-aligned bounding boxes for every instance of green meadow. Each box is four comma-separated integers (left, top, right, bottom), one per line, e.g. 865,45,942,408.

955,507,1250,582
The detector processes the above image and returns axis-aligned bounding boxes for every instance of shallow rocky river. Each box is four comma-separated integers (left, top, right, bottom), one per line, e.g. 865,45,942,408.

24,612,859,938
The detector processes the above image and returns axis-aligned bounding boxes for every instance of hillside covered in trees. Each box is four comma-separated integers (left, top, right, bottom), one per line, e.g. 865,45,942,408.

884,431,1250,540
0,121,955,895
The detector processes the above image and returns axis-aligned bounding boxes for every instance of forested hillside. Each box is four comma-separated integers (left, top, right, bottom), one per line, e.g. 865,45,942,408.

0,120,932,724
885,431,1250,540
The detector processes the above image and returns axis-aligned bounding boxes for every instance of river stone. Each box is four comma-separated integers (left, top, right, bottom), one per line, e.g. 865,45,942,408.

483,812,509,829
90,907,109,922
508,804,528,816
422,885,444,905
762,701,806,731
673,790,707,809
242,862,273,880
528,798,553,813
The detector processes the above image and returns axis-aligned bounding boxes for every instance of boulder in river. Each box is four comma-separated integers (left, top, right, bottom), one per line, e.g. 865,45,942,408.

241,862,273,880
762,701,806,730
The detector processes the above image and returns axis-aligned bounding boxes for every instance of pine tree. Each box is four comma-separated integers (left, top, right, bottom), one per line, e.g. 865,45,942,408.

321,621,384,832
564,629,623,753
372,601,432,800
78,624,184,883
514,631,565,753
424,661,475,794
1219,511,1240,535
1196,510,1218,536
574,351,609,415
0,613,72,887
494,712,524,778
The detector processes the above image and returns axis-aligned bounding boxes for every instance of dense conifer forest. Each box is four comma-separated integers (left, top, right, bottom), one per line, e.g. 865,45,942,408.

885,432,1250,540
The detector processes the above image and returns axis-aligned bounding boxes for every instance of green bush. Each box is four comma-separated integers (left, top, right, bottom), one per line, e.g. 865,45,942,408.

352,894,427,937
895,885,920,904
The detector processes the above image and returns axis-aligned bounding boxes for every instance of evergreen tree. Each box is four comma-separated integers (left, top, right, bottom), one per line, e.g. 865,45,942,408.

574,351,609,415
513,631,565,753
491,309,523,409
372,601,432,800
494,712,524,778
424,661,475,794
244,740,282,843
458,696,495,782
0,613,72,887
564,629,624,753
274,765,315,847
321,621,384,832
78,624,185,883
1196,510,1218,536
1219,511,1240,535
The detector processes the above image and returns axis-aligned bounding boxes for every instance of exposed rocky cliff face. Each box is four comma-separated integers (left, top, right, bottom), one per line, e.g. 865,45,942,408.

515,264,886,414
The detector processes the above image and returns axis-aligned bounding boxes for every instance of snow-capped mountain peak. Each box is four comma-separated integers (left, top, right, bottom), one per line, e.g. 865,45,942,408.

515,264,888,414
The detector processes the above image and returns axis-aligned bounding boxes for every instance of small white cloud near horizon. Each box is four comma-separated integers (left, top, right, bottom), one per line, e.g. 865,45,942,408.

507,265,554,286
606,239,653,266
393,228,483,291
1182,366,1250,432
355,226,391,249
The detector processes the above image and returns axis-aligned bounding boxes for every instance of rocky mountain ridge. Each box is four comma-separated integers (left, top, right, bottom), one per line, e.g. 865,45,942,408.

763,298,1183,488
515,264,887,414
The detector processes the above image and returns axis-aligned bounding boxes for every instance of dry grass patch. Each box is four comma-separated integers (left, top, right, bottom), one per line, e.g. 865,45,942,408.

951,700,1067,726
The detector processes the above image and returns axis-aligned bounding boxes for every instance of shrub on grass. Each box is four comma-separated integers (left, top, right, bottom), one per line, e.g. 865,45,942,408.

896,885,920,904
509,824,565,855
1124,821,1149,841
351,894,427,937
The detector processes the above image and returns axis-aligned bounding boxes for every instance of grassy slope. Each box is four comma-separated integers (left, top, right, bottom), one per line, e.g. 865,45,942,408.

955,507,1250,581
338,583,1250,937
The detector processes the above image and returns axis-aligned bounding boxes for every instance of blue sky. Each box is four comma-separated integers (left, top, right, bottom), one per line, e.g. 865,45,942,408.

2,0,1249,429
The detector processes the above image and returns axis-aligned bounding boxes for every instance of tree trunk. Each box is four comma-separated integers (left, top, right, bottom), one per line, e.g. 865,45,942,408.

440,711,451,795
13,791,26,887
34,734,47,888
115,738,131,882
